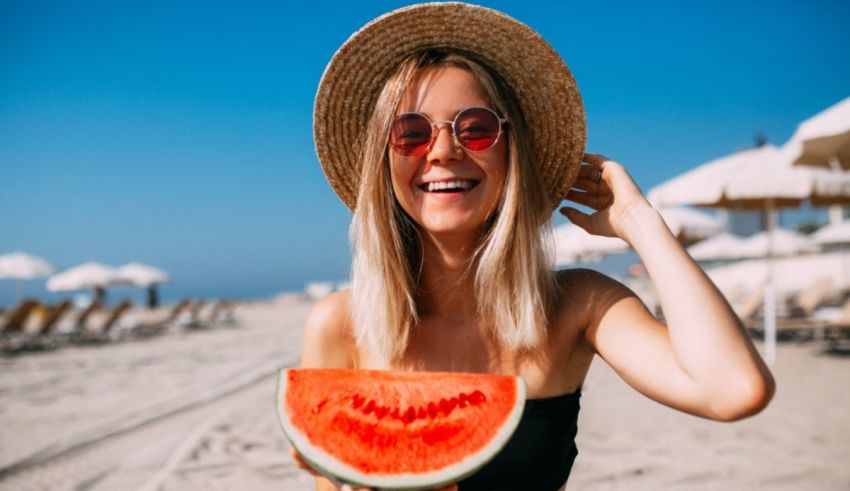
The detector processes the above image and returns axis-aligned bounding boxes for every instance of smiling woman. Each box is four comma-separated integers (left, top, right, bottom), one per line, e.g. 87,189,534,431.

292,3,775,491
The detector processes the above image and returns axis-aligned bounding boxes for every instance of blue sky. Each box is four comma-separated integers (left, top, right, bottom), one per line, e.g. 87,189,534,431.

2,0,849,304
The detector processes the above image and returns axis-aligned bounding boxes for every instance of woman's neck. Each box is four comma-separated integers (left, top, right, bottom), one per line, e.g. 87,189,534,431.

417,232,480,321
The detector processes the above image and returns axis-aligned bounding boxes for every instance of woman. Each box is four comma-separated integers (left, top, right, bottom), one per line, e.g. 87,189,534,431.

293,4,774,490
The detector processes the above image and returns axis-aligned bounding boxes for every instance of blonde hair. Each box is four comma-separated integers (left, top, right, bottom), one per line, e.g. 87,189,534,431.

350,50,559,365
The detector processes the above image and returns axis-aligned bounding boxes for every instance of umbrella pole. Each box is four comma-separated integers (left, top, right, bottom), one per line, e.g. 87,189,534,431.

764,202,777,366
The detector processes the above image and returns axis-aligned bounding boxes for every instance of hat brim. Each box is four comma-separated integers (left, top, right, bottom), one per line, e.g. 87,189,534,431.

314,2,586,211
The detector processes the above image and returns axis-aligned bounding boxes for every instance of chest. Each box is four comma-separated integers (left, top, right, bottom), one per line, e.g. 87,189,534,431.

356,315,593,398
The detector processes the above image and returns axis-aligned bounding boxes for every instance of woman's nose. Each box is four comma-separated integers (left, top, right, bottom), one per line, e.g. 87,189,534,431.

427,123,463,163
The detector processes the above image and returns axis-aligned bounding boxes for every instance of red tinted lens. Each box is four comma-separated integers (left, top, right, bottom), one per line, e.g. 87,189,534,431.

390,113,433,156
455,107,501,151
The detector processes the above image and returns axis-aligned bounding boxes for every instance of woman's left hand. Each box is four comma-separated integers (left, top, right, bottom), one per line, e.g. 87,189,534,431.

559,152,653,242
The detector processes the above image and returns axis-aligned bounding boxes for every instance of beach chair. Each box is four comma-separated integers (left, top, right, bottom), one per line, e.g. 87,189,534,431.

75,300,132,343
52,301,101,338
10,300,75,351
121,299,191,337
822,297,850,352
174,299,209,329
0,299,40,337
212,299,239,326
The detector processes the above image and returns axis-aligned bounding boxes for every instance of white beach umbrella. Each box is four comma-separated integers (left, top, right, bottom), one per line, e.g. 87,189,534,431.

116,262,171,308
647,144,850,364
47,262,120,304
810,221,850,247
0,252,54,280
552,223,629,266
116,263,170,287
784,96,850,171
657,207,724,245
706,251,850,302
0,252,55,302
736,228,820,259
687,233,749,261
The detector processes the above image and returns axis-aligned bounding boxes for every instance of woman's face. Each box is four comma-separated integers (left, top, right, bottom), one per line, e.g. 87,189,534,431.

389,66,507,240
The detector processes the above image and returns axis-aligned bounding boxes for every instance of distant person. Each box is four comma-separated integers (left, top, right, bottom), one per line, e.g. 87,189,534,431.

293,3,774,490
147,285,159,309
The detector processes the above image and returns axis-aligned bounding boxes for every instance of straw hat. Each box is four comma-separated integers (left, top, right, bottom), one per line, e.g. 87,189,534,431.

314,2,586,211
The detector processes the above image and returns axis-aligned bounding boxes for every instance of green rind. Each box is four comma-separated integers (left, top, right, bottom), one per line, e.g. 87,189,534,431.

274,368,526,490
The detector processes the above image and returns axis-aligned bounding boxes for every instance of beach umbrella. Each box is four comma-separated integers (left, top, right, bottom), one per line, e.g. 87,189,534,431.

706,251,850,302
810,221,850,248
647,144,850,364
687,232,750,262
0,252,55,302
657,207,724,246
735,228,820,258
784,96,850,171
47,262,121,305
553,207,721,267
552,223,629,267
115,263,170,308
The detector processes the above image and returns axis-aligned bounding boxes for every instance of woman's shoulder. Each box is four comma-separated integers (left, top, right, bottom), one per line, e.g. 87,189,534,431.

551,268,637,326
554,267,631,292
307,289,352,328
301,289,356,368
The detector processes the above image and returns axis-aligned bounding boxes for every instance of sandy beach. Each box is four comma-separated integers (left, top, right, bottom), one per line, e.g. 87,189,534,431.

1,300,848,491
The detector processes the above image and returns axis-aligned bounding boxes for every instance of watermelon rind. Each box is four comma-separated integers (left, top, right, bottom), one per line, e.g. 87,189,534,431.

275,368,526,490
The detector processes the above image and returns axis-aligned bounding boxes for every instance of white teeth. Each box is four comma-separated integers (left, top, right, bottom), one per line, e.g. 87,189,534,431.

426,180,473,192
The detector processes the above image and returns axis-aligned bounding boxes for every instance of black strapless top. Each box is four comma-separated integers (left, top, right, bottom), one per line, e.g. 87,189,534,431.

458,390,581,491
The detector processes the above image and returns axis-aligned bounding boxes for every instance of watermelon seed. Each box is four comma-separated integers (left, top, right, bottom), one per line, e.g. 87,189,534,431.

427,402,438,418
417,406,427,419
376,406,389,419
404,407,416,424
470,390,486,405
351,394,365,409
311,398,328,414
391,407,401,420
363,400,376,414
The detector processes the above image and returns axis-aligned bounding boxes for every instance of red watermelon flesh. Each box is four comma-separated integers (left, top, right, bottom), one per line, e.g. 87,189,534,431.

276,368,526,489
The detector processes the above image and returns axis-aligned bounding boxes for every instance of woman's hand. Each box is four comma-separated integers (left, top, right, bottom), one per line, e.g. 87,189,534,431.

289,448,458,491
559,152,654,243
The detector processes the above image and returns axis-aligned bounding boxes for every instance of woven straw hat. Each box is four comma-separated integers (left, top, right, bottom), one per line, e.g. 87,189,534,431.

314,2,586,211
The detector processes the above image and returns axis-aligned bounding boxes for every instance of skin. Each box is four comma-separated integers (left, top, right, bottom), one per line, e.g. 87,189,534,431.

294,66,776,491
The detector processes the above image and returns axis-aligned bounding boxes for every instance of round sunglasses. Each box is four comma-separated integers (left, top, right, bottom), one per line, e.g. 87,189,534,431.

389,106,508,157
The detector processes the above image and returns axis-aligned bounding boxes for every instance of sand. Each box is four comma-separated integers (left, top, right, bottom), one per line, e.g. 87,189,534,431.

1,299,848,490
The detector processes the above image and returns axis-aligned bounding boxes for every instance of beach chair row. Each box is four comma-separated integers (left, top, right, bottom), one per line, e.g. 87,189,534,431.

0,298,238,352
730,282,850,348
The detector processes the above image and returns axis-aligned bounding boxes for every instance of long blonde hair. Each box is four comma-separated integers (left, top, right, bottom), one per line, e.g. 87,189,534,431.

350,50,559,365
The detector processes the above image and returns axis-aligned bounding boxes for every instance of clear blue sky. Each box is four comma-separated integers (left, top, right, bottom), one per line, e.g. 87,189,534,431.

2,0,849,304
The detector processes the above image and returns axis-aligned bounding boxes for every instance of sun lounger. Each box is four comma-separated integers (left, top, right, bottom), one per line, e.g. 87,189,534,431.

75,300,132,343
119,299,191,337
0,299,40,336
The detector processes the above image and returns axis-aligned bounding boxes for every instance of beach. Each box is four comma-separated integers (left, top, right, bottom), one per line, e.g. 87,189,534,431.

1,300,847,491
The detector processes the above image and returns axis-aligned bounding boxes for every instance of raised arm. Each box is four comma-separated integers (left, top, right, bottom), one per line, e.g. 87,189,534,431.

560,153,774,421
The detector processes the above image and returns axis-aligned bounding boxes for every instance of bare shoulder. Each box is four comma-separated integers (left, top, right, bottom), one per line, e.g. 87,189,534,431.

552,268,640,336
301,290,356,368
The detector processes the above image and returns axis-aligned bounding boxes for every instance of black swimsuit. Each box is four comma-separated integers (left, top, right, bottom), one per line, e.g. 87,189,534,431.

458,390,582,491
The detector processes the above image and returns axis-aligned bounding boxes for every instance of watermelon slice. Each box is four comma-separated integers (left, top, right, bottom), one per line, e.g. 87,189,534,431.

276,368,526,490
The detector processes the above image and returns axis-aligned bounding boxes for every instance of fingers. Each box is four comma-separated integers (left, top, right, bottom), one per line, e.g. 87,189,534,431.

576,164,603,187
565,189,609,210
583,152,613,167
559,206,591,230
289,448,320,477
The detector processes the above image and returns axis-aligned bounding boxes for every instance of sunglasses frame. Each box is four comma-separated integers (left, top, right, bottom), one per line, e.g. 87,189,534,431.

389,106,508,157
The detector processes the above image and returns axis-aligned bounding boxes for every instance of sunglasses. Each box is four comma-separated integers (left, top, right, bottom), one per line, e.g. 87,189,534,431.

389,106,508,157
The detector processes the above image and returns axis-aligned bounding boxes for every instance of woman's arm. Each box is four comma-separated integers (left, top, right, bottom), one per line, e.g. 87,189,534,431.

561,153,775,421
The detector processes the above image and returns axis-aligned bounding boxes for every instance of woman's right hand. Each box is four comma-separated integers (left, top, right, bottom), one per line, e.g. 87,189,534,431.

289,448,458,491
